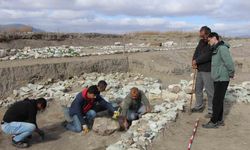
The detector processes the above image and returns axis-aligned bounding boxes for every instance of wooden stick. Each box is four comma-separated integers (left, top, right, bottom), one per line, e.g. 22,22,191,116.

189,69,197,114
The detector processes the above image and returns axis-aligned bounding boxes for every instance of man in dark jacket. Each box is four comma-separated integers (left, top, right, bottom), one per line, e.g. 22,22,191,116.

64,85,115,133
1,98,47,148
192,26,214,118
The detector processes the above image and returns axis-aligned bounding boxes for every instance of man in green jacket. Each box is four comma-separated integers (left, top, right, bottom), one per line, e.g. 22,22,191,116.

121,87,151,123
203,32,235,128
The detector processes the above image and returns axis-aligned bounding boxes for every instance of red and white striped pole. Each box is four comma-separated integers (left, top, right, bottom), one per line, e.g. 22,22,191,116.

187,118,200,150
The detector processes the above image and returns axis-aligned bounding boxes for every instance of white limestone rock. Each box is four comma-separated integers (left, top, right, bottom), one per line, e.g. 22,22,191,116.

93,118,120,136
168,84,182,94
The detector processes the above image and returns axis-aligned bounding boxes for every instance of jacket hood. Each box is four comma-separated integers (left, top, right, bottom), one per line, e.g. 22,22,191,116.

211,41,230,52
81,88,94,101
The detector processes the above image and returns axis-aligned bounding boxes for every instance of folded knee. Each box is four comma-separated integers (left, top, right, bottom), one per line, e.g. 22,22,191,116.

87,110,96,119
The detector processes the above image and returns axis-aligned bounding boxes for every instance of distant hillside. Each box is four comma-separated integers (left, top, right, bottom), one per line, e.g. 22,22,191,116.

0,24,44,33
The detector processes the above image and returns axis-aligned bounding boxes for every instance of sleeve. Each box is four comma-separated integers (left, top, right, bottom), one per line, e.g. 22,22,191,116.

75,103,86,125
72,94,86,125
195,47,212,65
121,96,131,117
27,106,38,128
192,40,201,60
140,91,150,107
220,46,235,78
96,95,115,113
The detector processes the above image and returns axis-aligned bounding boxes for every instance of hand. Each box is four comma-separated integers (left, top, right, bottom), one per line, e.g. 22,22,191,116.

146,106,151,113
192,64,197,69
112,111,120,120
37,129,45,140
192,60,197,69
82,125,89,135
192,60,196,65
118,116,129,131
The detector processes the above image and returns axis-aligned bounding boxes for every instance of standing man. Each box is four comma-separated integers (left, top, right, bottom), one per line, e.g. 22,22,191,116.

203,32,235,128
1,98,47,148
192,26,214,118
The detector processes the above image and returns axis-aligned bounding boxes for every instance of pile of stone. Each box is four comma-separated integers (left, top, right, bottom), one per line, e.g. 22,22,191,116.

225,81,250,103
0,72,177,108
107,99,186,150
0,41,199,61
0,72,190,150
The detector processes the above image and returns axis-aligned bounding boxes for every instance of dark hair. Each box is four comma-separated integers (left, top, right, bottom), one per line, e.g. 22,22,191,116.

97,80,107,87
87,85,100,95
208,32,220,40
36,98,47,108
200,26,211,35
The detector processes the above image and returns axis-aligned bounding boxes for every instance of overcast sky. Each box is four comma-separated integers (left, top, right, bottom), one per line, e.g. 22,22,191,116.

1,0,250,36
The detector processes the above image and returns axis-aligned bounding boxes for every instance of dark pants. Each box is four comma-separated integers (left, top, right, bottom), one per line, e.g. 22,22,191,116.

211,81,229,123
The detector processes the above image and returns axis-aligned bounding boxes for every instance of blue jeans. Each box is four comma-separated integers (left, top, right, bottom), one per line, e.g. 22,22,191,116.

1,122,36,142
66,109,96,133
127,105,146,121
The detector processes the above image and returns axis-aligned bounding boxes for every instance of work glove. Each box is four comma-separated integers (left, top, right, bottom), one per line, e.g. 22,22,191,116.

82,125,89,135
112,111,120,120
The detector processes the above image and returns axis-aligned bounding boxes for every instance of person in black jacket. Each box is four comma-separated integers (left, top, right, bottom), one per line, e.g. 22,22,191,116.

192,26,214,118
63,85,116,133
1,98,47,148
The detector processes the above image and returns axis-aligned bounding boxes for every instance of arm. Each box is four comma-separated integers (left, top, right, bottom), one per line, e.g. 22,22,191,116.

72,93,86,125
27,105,45,139
121,96,131,117
140,91,151,112
27,106,38,128
192,40,202,60
220,46,235,78
195,47,212,65
96,95,115,113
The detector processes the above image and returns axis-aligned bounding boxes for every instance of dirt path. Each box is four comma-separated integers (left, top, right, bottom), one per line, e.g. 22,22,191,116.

150,102,250,150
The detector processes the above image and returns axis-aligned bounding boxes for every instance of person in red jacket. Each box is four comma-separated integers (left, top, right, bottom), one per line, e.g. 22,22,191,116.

63,85,115,133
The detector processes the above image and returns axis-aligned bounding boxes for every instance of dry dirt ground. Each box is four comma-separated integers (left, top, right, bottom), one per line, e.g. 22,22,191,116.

1,100,249,150
150,102,250,150
0,101,123,150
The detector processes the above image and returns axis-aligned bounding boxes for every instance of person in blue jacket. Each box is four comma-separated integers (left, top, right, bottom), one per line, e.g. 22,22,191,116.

63,85,116,133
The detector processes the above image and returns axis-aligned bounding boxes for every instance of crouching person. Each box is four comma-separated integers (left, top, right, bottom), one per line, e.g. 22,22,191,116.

121,87,151,124
64,85,116,133
1,98,47,148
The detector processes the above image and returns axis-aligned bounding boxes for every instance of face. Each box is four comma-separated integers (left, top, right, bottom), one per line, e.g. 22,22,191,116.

130,89,139,100
208,37,217,46
98,85,106,92
199,30,206,39
87,93,96,99
37,103,45,112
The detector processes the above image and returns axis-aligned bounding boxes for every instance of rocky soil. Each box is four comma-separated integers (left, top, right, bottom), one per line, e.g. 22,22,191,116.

0,32,250,150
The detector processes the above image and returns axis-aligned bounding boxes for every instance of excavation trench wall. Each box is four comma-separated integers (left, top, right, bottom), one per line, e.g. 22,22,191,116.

0,52,193,99
0,55,129,99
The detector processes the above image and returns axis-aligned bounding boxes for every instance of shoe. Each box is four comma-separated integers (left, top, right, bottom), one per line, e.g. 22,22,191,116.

218,121,225,126
204,113,212,118
191,106,205,113
61,121,68,128
12,139,29,148
202,121,218,129
27,135,32,139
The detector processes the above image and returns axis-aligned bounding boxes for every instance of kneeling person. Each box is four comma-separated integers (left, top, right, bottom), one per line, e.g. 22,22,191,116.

1,98,47,148
65,85,115,133
121,87,151,122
